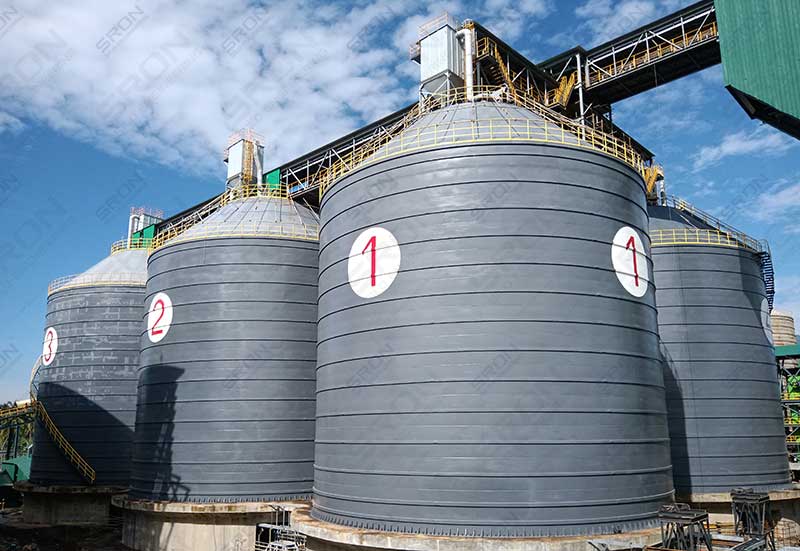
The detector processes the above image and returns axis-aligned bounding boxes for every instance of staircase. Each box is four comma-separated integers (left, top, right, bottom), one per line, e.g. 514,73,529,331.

33,399,96,484
760,251,775,311
475,37,518,101
551,72,576,107
643,165,664,200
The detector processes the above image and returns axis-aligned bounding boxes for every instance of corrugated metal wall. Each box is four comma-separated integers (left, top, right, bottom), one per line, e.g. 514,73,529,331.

716,0,800,122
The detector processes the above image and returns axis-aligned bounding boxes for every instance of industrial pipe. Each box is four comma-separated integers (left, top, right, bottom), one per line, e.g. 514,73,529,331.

456,25,474,101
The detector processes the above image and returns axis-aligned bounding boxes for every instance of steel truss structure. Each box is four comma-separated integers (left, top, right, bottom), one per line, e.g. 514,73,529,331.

731,489,776,551
657,503,713,551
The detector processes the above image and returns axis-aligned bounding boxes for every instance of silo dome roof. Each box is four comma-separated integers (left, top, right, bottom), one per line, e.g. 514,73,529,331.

49,248,148,294
167,194,318,246
648,204,714,231
374,101,584,159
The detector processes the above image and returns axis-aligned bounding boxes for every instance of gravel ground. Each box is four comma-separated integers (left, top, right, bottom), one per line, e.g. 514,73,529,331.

0,508,131,551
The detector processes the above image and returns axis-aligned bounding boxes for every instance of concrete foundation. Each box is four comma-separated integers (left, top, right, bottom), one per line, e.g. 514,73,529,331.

15,482,125,525
681,486,800,524
681,486,800,546
291,507,663,551
116,496,309,551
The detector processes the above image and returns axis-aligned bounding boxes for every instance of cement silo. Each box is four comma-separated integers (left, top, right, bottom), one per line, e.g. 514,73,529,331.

129,189,318,504
772,310,797,346
24,209,159,524
773,310,798,371
312,99,674,537
649,203,790,494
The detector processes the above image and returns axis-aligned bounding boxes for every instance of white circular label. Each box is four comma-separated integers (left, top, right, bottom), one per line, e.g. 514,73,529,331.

147,292,173,343
611,226,649,298
348,227,401,299
41,327,58,366
761,298,774,345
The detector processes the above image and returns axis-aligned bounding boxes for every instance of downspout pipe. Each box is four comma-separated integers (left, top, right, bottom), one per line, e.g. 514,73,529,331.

456,26,474,101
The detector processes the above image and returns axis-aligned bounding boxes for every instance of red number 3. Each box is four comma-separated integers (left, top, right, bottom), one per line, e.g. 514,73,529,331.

43,329,55,361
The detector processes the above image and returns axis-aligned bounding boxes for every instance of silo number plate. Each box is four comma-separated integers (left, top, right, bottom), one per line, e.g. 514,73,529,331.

611,226,649,298
41,327,58,366
348,227,401,298
147,292,173,343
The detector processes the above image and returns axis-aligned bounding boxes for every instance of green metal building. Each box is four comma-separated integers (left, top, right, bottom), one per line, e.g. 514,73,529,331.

716,0,800,138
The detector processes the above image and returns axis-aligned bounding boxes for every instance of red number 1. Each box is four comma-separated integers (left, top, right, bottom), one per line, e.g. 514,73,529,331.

151,299,166,335
626,235,640,287
362,235,377,287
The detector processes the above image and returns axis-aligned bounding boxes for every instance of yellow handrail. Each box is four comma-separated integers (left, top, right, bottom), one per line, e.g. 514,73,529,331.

309,85,646,199
0,402,35,421
587,22,718,86
665,195,767,253
149,184,318,251
650,229,763,252
32,399,96,483
152,222,319,249
48,272,147,295
110,237,153,255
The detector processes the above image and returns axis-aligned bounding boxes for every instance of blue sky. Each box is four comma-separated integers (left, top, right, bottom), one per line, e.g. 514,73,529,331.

0,0,797,402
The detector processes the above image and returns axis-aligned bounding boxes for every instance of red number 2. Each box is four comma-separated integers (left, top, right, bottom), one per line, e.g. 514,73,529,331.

43,330,54,361
626,235,640,287
151,299,166,335
362,235,377,287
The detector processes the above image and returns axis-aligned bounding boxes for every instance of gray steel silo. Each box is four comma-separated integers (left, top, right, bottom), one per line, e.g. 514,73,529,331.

129,191,319,502
312,101,675,537
649,203,790,494
30,247,148,486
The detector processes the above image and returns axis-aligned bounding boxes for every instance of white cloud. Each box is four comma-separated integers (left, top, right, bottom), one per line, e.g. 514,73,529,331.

0,0,555,178
572,0,695,46
481,0,552,41
0,0,421,175
691,126,797,172
752,181,800,220
574,0,658,45
612,73,713,147
774,275,800,319
689,179,716,199
0,111,24,133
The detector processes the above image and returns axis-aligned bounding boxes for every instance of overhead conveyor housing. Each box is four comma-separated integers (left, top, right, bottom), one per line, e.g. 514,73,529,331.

715,0,800,139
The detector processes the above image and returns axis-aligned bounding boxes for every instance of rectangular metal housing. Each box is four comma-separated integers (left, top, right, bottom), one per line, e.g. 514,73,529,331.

716,0,800,138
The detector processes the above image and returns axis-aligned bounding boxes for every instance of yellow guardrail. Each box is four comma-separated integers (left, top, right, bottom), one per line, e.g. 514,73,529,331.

0,402,35,421
475,37,517,102
587,22,718,86
48,272,147,295
32,399,96,483
312,86,646,198
149,184,318,251
650,229,762,251
152,222,319,249
110,238,153,255
665,195,766,253
783,393,800,401
787,435,800,444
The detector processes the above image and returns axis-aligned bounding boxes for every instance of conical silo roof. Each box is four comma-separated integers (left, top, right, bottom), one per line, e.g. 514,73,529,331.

164,193,318,247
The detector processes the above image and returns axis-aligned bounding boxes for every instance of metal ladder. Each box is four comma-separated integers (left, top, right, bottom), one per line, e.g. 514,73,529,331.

760,250,775,311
